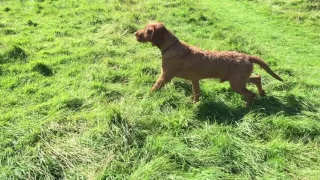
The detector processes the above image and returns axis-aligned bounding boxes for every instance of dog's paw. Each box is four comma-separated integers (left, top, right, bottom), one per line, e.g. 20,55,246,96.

192,97,200,104
150,86,157,91
259,90,267,96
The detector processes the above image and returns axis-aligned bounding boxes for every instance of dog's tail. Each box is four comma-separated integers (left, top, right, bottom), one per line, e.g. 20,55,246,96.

249,56,283,81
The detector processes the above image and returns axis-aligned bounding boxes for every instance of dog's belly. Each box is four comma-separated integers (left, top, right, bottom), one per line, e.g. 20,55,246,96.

175,70,222,80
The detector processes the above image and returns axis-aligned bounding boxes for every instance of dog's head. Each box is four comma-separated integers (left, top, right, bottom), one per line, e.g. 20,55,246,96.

135,22,166,47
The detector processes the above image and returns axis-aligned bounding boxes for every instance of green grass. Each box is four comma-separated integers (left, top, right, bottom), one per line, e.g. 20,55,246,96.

1,0,320,179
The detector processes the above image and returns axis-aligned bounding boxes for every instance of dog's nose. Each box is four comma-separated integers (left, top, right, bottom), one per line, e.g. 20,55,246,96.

135,32,139,37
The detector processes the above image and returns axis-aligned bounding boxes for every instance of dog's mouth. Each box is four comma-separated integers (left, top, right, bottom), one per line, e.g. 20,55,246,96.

135,36,148,43
135,36,143,42
135,31,148,42
135,36,142,41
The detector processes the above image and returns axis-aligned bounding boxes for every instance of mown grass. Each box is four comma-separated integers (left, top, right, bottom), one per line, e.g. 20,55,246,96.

0,0,319,179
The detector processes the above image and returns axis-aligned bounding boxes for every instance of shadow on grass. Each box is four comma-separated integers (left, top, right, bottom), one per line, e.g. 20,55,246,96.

196,100,247,125
170,80,316,124
0,45,28,64
196,93,317,125
173,80,193,96
252,94,317,115
32,63,53,76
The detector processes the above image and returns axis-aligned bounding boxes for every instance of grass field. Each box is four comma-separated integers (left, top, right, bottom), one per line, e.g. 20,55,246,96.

1,0,320,179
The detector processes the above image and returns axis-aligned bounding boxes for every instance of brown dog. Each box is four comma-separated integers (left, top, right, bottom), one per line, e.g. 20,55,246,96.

135,22,283,107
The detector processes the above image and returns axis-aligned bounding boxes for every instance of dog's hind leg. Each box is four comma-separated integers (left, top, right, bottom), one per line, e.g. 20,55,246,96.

247,76,266,96
229,79,256,108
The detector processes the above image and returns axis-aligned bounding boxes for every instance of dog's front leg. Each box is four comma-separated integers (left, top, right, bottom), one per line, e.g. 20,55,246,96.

151,72,174,91
192,80,200,103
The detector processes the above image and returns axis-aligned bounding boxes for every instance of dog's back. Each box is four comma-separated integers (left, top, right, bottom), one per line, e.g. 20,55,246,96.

172,44,254,81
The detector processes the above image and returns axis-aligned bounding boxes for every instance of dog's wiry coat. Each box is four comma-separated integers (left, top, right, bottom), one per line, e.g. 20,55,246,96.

135,22,283,107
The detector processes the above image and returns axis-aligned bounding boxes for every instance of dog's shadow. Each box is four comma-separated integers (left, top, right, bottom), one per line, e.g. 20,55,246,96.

195,99,246,125
173,80,317,124
195,93,316,125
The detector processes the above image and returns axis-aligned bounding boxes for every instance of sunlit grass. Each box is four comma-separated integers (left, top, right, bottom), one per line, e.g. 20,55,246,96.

0,0,319,179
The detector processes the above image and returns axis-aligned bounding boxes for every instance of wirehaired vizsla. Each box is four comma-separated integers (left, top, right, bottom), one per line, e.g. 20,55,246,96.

135,22,283,107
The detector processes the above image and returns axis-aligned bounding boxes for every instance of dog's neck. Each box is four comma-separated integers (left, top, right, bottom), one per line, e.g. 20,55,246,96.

157,32,180,55
161,40,179,55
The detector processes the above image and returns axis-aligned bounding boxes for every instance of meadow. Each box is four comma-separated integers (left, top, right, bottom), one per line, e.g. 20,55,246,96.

1,0,320,179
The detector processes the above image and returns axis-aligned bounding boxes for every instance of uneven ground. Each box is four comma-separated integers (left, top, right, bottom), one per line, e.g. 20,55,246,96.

1,0,320,179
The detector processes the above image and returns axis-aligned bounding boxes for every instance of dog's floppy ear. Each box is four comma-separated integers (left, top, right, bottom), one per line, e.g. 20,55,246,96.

146,27,155,43
149,24,166,47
